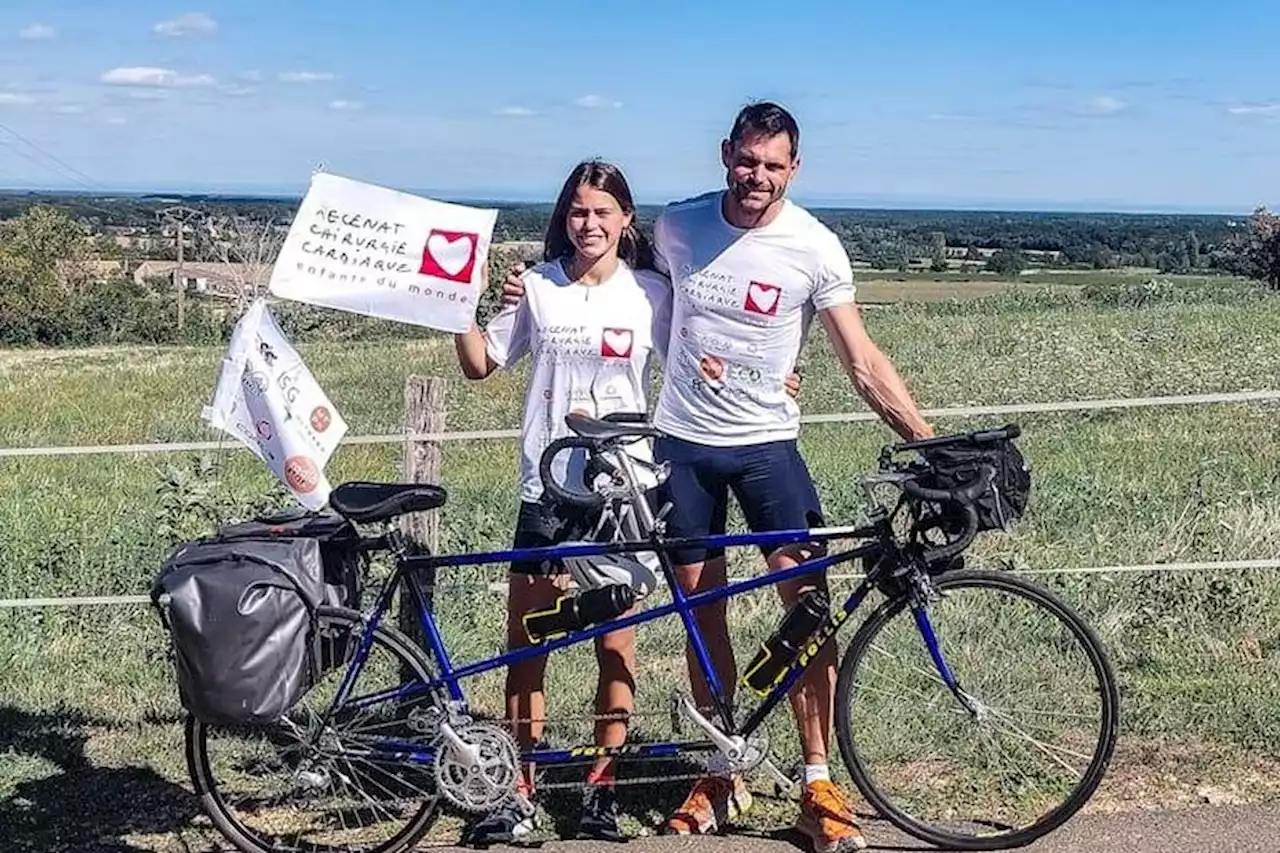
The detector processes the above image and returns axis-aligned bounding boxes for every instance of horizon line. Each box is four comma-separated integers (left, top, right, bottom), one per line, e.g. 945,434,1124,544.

0,183,1265,218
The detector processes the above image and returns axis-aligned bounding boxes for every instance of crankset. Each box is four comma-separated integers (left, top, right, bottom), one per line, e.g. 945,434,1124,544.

673,693,795,795
433,720,533,816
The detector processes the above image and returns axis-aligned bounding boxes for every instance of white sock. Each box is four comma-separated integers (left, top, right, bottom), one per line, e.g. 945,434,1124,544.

804,763,830,784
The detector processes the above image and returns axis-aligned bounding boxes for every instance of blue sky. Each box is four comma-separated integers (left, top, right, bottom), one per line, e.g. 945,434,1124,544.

0,0,1276,212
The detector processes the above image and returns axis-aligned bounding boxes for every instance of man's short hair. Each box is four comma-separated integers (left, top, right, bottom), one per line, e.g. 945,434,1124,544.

729,101,800,160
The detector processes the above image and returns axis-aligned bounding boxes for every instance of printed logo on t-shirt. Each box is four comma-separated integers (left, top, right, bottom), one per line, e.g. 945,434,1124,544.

744,281,781,315
601,328,634,358
419,229,478,283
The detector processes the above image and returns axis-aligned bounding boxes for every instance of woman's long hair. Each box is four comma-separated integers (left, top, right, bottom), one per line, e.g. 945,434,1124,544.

544,160,653,270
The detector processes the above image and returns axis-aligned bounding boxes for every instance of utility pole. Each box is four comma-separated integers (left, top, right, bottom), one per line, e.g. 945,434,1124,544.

159,205,203,332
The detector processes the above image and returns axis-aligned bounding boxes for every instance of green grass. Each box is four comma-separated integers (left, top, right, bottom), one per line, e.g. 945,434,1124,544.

4,280,1280,849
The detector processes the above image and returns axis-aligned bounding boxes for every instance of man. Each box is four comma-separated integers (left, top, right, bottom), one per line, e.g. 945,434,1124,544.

504,101,934,853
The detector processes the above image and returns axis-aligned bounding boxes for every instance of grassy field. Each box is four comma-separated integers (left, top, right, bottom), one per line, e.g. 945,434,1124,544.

4,273,1280,850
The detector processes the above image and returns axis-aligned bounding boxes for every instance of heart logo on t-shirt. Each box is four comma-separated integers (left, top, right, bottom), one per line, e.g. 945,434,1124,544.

419,229,479,283
601,328,634,358
744,281,781,315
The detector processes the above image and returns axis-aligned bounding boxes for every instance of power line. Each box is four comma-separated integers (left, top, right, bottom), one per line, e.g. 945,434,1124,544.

0,135,94,191
0,119,104,190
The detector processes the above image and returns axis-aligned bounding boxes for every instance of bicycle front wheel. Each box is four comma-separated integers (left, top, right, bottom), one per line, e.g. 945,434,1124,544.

834,570,1119,850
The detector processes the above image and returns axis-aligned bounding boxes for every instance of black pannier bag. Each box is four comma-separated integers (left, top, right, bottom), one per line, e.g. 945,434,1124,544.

919,439,1032,532
150,508,366,727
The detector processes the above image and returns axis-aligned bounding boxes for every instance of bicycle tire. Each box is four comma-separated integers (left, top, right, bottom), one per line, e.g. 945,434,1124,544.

186,605,444,853
834,570,1119,850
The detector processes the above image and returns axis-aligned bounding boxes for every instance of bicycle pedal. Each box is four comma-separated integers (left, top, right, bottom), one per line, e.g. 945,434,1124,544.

761,758,796,797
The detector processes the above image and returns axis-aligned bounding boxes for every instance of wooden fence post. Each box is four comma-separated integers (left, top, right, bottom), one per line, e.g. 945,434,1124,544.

398,375,445,651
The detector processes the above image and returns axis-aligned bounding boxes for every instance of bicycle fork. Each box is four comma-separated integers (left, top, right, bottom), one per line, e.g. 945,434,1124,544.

909,588,983,718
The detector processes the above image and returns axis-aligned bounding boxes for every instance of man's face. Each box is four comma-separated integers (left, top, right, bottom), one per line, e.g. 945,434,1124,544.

721,131,798,213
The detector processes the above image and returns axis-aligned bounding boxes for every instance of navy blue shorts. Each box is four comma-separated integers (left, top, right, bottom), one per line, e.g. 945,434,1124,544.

509,492,660,575
509,499,598,576
653,435,825,565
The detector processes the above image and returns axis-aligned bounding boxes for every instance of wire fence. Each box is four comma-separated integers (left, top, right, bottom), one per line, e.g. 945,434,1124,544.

4,559,1279,610
3,387,1277,609
3,388,1278,460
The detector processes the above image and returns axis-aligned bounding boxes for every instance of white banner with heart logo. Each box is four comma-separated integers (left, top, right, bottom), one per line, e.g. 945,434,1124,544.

201,298,349,510
268,172,499,333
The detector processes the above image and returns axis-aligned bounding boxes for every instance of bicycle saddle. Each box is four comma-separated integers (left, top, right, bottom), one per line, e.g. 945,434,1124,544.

329,481,448,523
565,411,659,442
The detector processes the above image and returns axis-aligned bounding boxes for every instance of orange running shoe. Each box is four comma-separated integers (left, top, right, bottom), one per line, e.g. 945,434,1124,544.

796,780,868,853
662,774,753,835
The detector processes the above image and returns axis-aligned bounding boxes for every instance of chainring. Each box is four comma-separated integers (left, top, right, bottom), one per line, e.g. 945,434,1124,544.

432,721,521,813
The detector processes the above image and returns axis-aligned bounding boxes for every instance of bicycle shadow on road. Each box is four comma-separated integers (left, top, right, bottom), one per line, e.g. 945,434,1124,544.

0,704,202,853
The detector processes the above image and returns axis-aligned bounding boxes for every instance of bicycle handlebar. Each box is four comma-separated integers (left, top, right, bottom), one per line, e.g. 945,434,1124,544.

891,423,1020,455
899,463,995,565
538,436,609,511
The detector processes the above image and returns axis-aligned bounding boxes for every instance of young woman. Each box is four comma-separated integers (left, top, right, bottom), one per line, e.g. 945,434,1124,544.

453,160,669,844
454,160,803,844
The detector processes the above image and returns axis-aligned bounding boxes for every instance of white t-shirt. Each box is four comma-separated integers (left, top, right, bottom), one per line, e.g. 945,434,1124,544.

651,191,856,446
484,258,672,502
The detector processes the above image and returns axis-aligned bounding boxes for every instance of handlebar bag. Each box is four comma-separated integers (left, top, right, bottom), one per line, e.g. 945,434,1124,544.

919,440,1031,532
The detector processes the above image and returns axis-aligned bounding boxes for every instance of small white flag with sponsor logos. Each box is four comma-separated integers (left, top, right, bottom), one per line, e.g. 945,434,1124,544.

268,171,499,333
201,298,348,510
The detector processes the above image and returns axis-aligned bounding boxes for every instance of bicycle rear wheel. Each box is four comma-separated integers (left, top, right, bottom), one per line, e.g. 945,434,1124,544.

834,570,1118,850
186,606,445,853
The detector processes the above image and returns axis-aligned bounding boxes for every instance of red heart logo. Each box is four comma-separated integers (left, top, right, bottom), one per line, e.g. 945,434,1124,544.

601,328,634,358
419,229,479,283
744,281,781,315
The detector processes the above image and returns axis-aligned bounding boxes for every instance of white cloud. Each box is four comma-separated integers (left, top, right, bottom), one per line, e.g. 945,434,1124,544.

105,116,128,126
574,94,622,109
100,67,217,88
495,105,536,117
279,71,336,84
123,90,172,101
0,93,35,106
19,24,56,41
51,104,84,114
154,13,218,37
239,70,263,82
1079,95,1127,116
328,99,362,111
221,86,256,97
1228,102,1280,116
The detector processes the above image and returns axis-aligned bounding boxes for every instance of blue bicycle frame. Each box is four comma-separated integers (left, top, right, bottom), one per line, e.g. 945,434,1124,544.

328,519,958,771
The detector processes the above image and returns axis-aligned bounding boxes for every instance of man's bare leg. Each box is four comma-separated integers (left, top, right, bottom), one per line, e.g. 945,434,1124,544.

768,544,835,764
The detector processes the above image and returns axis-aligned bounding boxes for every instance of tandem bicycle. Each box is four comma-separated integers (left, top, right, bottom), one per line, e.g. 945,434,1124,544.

180,413,1119,853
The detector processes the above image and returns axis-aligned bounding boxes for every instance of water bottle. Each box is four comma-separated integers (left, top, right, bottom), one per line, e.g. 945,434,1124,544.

741,589,830,694
523,583,636,643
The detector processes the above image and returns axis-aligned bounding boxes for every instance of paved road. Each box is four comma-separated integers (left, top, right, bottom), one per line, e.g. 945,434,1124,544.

436,805,1280,852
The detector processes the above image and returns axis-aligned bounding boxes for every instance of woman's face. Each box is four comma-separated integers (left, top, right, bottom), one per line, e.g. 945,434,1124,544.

566,185,632,262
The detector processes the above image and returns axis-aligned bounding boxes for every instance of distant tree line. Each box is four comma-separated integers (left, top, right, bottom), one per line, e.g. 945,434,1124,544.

0,190,1260,275
1,195,1278,347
